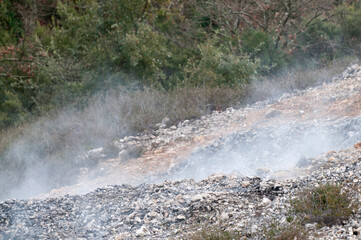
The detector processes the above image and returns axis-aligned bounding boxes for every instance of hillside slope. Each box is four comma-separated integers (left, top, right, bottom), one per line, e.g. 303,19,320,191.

1,64,361,239
46,64,361,197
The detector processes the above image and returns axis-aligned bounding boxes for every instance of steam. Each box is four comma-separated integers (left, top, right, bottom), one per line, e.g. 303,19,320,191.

169,117,361,180
0,91,131,201
0,63,359,201
246,59,353,104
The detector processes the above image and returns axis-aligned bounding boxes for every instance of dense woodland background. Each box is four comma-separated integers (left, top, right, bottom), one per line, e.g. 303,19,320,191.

0,0,361,198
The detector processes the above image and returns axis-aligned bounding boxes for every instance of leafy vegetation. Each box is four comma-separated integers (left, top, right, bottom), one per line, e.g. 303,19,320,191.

0,0,360,127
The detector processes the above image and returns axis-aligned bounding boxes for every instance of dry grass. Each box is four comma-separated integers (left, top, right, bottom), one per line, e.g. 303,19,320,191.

260,221,308,240
185,221,308,240
247,57,355,103
185,226,242,240
290,183,359,227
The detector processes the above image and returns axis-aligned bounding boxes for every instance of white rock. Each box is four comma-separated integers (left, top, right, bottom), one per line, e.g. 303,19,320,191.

251,224,258,233
135,225,150,237
176,215,186,221
264,108,281,118
261,197,271,205
88,147,104,158
242,181,251,188
192,194,203,202
220,212,229,220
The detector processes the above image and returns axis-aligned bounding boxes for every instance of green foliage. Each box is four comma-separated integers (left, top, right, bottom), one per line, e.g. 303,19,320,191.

0,1,31,125
184,37,258,87
32,0,102,107
241,28,285,72
0,90,23,128
0,0,23,46
296,18,343,63
0,0,360,130
34,0,183,93
112,23,170,85
0,44,38,119
290,183,359,227
51,0,101,57
340,3,361,40
29,0,361,113
293,2,361,63
100,0,156,32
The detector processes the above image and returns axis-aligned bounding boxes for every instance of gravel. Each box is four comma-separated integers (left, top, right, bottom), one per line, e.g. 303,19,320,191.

1,148,361,239
1,64,361,239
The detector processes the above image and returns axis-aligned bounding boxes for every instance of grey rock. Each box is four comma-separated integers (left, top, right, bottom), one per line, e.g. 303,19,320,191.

264,108,281,118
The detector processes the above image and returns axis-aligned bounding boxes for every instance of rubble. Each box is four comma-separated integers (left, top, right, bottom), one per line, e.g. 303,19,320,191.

1,64,361,239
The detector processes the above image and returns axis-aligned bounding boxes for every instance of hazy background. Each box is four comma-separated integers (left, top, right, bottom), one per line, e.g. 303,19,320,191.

169,117,361,181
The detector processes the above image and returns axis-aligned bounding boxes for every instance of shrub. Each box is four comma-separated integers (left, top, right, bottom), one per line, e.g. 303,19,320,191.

295,19,343,63
340,2,361,41
261,221,308,240
0,90,24,128
184,37,259,87
241,28,285,73
290,183,359,227
0,0,23,46
48,0,101,58
110,23,170,86
186,226,242,240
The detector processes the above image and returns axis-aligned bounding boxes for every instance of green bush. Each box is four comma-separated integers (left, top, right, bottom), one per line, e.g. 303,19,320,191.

110,23,170,86
290,183,359,227
184,37,258,87
34,0,183,93
340,3,361,40
49,0,101,58
295,18,343,64
241,28,285,73
0,0,23,46
0,90,23,128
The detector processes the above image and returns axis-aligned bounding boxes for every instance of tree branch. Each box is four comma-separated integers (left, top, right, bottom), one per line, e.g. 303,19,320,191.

231,11,267,30
0,73,32,79
0,58,33,63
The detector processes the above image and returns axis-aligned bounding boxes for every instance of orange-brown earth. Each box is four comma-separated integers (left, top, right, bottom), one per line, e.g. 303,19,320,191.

44,66,361,198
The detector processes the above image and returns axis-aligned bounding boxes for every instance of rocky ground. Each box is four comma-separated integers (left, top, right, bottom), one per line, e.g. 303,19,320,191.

1,64,361,239
1,147,361,239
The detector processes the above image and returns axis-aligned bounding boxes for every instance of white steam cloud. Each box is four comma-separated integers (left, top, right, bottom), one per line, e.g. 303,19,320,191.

168,117,361,181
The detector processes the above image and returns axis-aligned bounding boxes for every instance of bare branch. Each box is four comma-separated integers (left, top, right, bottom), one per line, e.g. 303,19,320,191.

231,11,267,30
0,58,33,63
0,73,33,79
